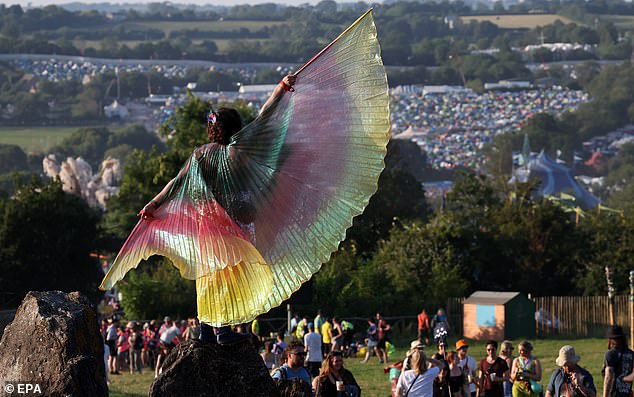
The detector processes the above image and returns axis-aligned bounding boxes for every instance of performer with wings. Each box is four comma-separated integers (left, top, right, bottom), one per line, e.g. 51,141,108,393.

99,10,390,345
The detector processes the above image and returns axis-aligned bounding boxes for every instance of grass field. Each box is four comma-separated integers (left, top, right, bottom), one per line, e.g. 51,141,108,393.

0,126,85,154
72,38,270,54
109,337,608,397
460,14,574,29
598,15,634,30
123,20,288,35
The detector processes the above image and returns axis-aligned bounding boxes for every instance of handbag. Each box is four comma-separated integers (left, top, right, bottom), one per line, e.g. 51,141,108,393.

530,379,543,393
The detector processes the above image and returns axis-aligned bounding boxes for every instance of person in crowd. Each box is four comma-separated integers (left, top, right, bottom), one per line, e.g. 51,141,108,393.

117,324,130,373
304,323,323,378
361,317,380,364
273,332,288,367
432,308,450,346
418,308,431,345
457,339,477,397
331,317,344,352
186,317,200,340
545,345,596,397
158,316,171,337
434,340,450,397
511,341,541,397
128,321,143,374
396,348,445,397
155,320,182,378
272,341,312,384
322,317,333,357
141,322,156,368
290,313,300,337
313,351,361,397
296,315,309,340
314,310,325,336
500,341,515,397
251,318,261,341
477,340,510,397
404,340,425,371
447,350,471,397
105,318,119,375
261,341,277,370
377,312,392,363
341,319,355,357
602,325,634,397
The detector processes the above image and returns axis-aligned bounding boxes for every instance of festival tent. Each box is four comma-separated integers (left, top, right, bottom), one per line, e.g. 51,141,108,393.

510,150,601,210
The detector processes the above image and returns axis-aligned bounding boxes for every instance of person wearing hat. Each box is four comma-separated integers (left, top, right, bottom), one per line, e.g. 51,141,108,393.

602,325,634,397
456,339,477,397
545,345,595,397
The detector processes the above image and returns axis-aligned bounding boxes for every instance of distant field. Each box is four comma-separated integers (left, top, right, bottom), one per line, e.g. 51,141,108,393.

72,38,269,55
599,15,634,29
123,20,288,35
460,14,574,28
0,126,81,153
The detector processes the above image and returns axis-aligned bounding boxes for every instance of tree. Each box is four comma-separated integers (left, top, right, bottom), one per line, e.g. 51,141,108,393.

374,219,469,313
0,177,101,305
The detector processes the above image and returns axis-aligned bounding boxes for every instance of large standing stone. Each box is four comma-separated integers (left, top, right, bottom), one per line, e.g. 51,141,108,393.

150,339,281,397
0,291,107,397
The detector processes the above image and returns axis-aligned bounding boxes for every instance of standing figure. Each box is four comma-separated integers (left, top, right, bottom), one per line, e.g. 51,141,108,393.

477,340,510,397
511,341,541,397
99,10,390,352
602,325,634,397
545,345,596,397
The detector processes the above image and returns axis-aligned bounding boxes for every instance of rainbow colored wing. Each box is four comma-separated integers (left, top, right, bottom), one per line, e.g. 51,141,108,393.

100,10,390,326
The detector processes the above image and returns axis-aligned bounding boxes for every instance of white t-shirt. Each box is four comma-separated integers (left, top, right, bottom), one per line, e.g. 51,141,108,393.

304,331,322,363
397,366,440,397
459,355,477,393
160,325,181,344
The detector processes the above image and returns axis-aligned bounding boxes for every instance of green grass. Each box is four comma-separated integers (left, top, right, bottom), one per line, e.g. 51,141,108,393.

107,338,607,397
123,20,288,35
598,15,634,30
72,38,270,54
0,126,85,154
460,14,574,29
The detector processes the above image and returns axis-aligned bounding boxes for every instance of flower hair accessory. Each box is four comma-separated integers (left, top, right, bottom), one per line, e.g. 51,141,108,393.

207,110,218,125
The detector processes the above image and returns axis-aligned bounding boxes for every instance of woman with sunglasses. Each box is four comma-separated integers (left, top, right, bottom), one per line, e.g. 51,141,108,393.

477,341,510,397
313,351,361,397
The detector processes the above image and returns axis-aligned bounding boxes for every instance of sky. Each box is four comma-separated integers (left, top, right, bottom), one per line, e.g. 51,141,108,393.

18,0,331,6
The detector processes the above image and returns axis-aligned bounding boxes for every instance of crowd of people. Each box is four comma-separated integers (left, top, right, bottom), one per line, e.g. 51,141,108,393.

101,316,201,380
389,88,589,169
100,305,634,397
389,321,634,397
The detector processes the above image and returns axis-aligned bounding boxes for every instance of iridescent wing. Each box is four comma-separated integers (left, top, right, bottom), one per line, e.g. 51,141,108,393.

100,10,390,326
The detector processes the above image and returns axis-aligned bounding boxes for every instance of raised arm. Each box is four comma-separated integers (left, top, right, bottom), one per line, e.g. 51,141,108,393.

259,75,296,116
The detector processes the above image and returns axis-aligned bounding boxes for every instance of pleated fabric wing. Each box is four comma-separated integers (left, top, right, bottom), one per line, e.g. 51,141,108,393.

100,9,390,326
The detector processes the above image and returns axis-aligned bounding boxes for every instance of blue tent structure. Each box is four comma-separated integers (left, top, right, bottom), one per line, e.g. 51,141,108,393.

510,150,601,210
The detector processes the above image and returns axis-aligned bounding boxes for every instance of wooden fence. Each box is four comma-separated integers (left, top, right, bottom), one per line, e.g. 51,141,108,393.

534,295,631,338
445,295,632,339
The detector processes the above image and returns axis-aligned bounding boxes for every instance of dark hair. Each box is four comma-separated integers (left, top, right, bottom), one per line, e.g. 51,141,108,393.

486,340,498,349
207,107,242,145
282,341,305,362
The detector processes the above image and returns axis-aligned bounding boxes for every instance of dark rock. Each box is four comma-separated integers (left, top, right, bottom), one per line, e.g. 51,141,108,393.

150,339,281,397
0,291,107,397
